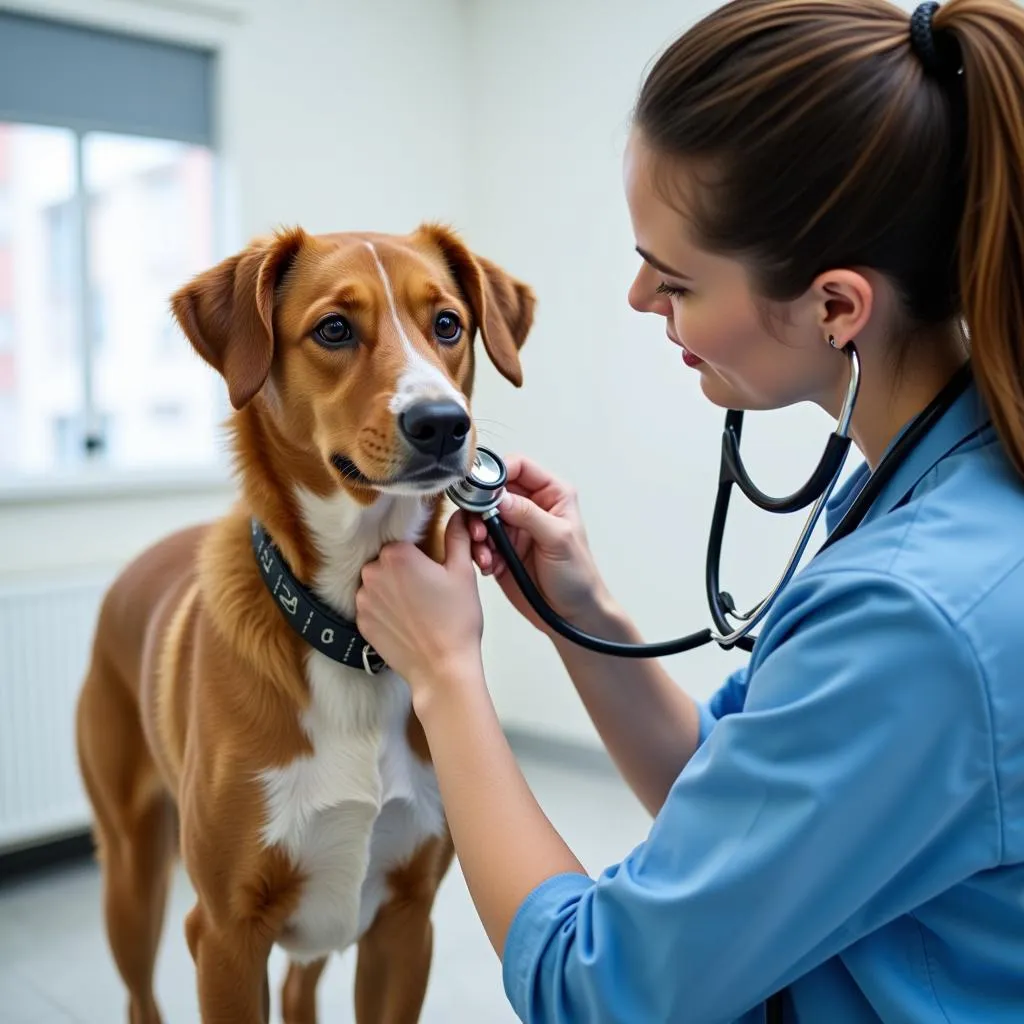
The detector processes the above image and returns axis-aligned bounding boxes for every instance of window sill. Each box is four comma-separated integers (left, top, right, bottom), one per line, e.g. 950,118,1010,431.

0,464,235,506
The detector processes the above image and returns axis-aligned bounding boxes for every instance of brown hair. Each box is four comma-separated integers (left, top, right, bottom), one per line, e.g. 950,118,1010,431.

634,0,1024,478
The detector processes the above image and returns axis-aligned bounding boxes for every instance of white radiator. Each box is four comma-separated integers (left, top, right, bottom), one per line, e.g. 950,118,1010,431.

0,573,113,851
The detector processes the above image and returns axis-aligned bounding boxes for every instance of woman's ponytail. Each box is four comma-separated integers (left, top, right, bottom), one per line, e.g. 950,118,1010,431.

940,0,1024,479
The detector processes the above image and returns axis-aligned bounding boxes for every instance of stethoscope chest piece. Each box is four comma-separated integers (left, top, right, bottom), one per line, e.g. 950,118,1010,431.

447,445,507,515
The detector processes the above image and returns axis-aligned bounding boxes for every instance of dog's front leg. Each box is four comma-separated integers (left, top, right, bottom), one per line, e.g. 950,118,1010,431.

354,833,455,1024
185,901,272,1024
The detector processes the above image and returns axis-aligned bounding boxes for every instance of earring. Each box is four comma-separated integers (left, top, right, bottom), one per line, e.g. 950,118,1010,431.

828,335,838,348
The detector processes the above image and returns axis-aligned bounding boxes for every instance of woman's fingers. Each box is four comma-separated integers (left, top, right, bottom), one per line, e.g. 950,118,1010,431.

503,454,560,493
467,511,534,581
472,544,508,579
511,525,532,561
472,539,492,572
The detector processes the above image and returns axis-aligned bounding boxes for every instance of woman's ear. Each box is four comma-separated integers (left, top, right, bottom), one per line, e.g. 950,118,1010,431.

417,223,536,387
811,268,874,348
170,227,309,409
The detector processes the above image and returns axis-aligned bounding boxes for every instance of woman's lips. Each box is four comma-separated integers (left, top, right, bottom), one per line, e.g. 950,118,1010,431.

668,329,703,367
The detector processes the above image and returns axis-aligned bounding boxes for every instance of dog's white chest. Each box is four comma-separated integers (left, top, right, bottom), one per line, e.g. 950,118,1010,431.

259,662,445,962
257,486,447,961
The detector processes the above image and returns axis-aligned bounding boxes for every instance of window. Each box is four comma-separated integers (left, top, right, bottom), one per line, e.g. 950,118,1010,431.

0,12,221,478
45,197,77,309
0,124,84,473
84,133,220,470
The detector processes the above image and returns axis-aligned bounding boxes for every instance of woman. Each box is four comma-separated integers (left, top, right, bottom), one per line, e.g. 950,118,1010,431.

356,1,1024,1020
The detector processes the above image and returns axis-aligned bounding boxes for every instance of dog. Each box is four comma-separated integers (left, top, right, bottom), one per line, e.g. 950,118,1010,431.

74,223,534,1023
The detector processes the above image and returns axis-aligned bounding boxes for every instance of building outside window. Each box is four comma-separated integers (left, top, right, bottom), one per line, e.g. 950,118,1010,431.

0,11,222,477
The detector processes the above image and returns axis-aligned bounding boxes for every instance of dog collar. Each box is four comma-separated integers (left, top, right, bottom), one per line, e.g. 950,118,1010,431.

250,518,386,675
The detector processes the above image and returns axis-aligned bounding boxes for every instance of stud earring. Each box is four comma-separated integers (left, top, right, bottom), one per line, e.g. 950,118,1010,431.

828,335,838,349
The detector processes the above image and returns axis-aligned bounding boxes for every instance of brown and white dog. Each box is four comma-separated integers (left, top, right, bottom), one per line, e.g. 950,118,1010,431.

74,224,534,1023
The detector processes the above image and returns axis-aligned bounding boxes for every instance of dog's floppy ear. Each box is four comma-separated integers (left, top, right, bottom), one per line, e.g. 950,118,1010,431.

171,227,308,409
419,223,535,387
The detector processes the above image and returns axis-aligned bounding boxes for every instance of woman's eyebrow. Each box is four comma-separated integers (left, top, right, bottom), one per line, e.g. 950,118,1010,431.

636,246,693,280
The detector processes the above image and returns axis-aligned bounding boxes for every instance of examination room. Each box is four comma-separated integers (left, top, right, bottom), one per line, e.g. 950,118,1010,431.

3,0,1024,1022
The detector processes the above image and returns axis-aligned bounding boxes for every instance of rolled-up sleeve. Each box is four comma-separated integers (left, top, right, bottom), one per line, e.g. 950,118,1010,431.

697,664,749,748
502,570,1000,1024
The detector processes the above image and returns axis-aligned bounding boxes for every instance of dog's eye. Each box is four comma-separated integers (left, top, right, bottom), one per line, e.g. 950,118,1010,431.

313,315,354,348
434,310,462,345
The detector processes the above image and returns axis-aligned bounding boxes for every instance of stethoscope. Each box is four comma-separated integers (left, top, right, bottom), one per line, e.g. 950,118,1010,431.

445,345,975,658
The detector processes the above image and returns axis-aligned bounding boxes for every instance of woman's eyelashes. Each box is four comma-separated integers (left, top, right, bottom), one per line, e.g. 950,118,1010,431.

656,281,690,298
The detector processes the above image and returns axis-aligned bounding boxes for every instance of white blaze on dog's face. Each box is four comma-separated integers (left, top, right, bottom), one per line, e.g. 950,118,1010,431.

361,242,463,418
171,224,535,501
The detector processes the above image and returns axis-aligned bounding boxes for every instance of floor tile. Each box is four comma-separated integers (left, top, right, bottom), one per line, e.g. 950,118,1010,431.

0,968,79,1024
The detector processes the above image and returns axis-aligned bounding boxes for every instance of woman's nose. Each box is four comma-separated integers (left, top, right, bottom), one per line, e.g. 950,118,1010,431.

628,267,670,315
628,270,652,312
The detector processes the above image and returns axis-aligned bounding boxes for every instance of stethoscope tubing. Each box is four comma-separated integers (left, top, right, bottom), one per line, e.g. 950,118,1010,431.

473,347,859,659
703,346,861,649
455,349,975,661
482,508,715,657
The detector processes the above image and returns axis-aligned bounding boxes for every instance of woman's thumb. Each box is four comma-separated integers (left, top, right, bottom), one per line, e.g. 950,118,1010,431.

496,493,565,548
444,509,473,565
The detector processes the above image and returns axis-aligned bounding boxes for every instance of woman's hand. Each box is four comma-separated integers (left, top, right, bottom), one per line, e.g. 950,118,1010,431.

470,455,613,634
358,498,589,964
356,511,484,702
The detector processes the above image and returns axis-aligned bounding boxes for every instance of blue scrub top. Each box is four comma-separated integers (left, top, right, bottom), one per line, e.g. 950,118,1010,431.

502,378,1024,1023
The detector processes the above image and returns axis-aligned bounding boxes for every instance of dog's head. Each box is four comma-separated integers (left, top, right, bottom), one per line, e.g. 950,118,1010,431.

171,224,534,498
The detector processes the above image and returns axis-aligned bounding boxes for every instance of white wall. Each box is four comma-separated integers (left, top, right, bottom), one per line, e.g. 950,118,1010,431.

463,0,843,745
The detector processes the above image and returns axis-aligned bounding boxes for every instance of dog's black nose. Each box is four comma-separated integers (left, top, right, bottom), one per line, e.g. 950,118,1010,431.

399,400,471,459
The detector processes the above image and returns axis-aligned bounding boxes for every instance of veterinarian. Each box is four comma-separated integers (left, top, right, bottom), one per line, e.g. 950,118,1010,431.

355,0,1024,1020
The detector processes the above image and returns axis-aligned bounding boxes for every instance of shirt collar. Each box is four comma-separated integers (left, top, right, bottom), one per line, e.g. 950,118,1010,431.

824,374,990,535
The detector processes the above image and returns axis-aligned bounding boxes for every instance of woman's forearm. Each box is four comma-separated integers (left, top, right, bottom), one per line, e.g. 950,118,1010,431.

412,657,587,957
549,596,702,816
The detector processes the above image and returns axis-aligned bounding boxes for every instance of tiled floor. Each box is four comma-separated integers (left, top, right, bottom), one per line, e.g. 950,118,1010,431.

0,753,649,1023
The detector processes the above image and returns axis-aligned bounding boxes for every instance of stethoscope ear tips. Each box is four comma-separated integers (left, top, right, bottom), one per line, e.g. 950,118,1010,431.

446,445,508,515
